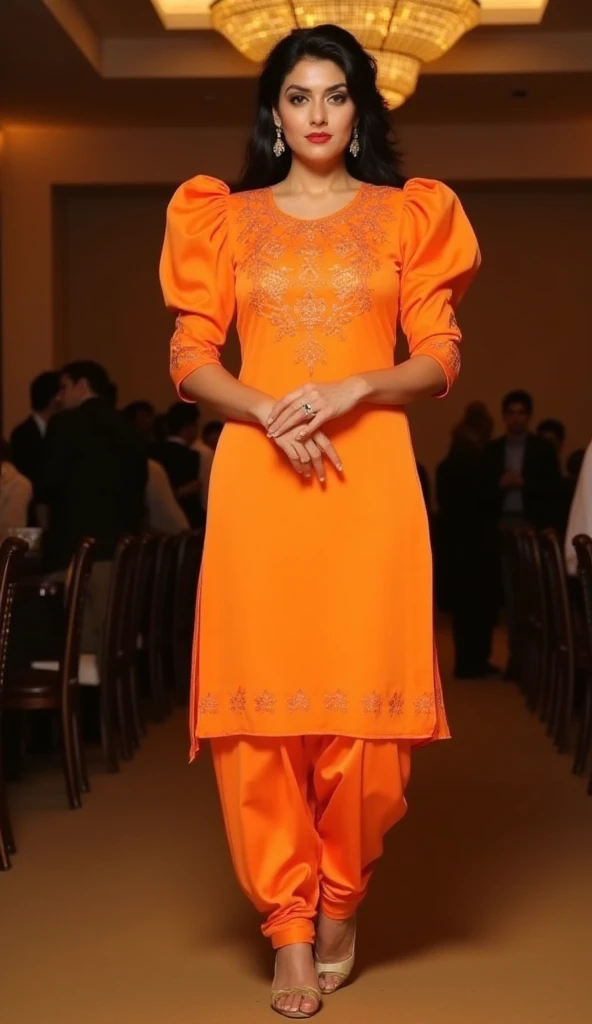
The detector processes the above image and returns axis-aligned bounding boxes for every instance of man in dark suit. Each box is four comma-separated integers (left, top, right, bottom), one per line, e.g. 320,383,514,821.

482,390,562,530
36,360,147,653
9,371,60,484
152,402,204,528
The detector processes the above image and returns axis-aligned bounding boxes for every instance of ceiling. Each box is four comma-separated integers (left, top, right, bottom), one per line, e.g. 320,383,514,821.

1,0,591,128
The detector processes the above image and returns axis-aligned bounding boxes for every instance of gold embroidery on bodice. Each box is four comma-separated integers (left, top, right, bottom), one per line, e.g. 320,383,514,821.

235,185,389,374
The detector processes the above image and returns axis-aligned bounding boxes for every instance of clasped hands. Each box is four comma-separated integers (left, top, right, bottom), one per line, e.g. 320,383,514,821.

259,377,367,483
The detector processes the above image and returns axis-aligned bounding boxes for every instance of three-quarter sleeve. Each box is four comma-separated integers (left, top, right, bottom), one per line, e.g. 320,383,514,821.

160,175,235,399
399,177,480,396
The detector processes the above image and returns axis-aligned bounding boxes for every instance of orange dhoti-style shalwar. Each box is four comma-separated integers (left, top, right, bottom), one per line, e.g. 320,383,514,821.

160,174,480,939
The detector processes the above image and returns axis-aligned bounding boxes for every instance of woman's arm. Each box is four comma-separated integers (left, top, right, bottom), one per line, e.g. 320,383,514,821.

355,354,447,406
180,363,273,426
267,356,446,441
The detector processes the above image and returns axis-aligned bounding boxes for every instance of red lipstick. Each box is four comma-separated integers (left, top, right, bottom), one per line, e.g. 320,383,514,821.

305,133,332,144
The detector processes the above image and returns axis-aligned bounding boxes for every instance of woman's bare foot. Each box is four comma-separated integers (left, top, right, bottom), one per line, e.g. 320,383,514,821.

272,942,320,1017
315,913,356,993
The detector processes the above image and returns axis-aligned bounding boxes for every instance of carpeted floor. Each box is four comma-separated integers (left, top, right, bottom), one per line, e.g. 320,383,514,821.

2,632,591,1023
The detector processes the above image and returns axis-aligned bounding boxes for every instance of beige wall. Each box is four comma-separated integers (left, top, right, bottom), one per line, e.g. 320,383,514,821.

3,121,592,477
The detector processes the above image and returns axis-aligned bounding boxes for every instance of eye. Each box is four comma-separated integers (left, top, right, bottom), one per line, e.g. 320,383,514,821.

328,93,348,104
288,94,307,105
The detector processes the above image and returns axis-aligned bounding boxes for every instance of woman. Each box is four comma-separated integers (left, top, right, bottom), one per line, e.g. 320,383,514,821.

0,444,33,537
160,24,480,1019
436,403,497,679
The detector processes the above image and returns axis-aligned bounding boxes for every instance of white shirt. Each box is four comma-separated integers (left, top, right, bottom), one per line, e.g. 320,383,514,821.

32,412,48,438
0,461,33,534
145,459,189,534
191,437,214,508
565,440,592,575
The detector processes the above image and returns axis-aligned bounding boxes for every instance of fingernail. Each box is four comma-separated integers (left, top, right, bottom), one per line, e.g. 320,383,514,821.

337,463,343,472
267,417,273,425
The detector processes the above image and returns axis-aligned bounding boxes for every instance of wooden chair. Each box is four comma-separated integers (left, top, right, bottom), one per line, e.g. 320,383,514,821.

0,538,29,870
572,534,592,791
520,528,550,716
97,535,142,769
539,530,576,754
147,534,182,720
500,526,526,684
172,529,204,703
3,538,95,811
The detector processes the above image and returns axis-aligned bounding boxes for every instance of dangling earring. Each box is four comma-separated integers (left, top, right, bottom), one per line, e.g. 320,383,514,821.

349,126,360,158
273,124,285,157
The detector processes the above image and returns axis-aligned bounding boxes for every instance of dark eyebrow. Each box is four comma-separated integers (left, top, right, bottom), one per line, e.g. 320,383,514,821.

284,83,348,94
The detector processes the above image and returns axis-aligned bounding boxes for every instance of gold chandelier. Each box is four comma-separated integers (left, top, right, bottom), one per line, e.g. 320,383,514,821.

210,1,481,108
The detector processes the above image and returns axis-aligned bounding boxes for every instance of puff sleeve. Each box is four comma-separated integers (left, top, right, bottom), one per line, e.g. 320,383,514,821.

159,175,235,399
399,178,480,395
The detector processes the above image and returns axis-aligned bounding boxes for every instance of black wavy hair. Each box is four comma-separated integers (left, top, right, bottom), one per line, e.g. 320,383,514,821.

235,24,404,192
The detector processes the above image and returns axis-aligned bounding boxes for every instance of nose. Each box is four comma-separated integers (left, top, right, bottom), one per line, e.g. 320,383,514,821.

309,101,328,127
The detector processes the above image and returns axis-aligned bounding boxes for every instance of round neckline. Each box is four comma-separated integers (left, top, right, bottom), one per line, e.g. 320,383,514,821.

267,181,367,223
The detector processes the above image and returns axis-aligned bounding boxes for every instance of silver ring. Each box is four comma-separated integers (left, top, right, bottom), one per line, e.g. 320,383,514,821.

302,402,315,419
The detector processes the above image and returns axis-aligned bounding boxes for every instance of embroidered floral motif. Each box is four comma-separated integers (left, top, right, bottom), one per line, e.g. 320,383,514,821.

324,689,348,712
254,689,277,713
448,309,461,336
170,316,196,371
417,338,461,378
287,689,311,713
414,692,435,715
388,692,405,716
229,687,247,713
198,692,219,715
362,691,383,716
235,186,389,374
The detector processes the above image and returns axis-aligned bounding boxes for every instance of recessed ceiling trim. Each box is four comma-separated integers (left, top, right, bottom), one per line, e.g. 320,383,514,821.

149,0,550,31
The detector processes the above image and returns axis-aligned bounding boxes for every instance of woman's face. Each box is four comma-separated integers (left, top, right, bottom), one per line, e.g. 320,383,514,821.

274,58,356,166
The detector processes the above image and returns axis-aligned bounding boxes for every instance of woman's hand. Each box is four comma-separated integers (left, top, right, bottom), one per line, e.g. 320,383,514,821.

266,377,369,441
272,425,343,483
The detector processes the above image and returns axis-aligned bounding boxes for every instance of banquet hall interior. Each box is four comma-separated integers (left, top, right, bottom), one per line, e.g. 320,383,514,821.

1,2,592,1022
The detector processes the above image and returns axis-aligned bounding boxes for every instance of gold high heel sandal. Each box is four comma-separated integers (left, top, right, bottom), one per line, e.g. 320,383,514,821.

314,925,356,994
271,957,322,1020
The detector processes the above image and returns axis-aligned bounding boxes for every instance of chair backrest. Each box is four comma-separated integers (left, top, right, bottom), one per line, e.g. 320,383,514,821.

540,529,574,664
0,538,29,694
172,529,204,699
573,534,592,666
100,536,139,681
61,538,96,688
149,534,182,648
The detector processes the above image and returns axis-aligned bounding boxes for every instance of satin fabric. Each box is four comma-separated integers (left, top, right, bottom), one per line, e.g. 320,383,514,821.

160,176,480,758
211,735,411,949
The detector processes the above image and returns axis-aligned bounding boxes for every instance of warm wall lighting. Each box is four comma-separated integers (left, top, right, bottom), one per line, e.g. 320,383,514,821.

150,0,549,29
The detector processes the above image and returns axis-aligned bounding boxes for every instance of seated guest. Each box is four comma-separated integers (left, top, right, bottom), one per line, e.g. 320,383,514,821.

481,390,562,530
565,440,592,576
202,419,224,453
10,371,60,484
146,458,189,534
36,360,147,653
152,402,204,527
0,452,33,536
122,400,156,447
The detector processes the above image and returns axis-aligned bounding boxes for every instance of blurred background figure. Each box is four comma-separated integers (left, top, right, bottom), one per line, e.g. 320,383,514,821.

436,402,498,679
190,405,214,509
536,418,565,459
565,440,592,576
152,401,204,528
36,360,147,654
481,390,561,531
0,438,33,537
122,400,157,447
202,420,224,452
9,371,60,492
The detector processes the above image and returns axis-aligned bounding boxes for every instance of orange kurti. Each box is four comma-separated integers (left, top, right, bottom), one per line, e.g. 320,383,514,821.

160,175,480,759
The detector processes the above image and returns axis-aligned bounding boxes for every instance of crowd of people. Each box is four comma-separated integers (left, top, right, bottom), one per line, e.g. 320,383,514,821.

0,367,589,681
434,389,588,682
0,362,222,653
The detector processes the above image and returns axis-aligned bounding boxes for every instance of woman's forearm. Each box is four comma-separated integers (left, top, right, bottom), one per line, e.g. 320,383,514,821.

354,356,448,407
180,363,272,425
